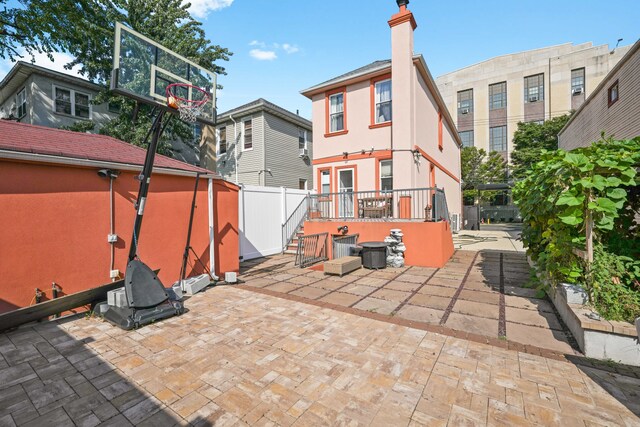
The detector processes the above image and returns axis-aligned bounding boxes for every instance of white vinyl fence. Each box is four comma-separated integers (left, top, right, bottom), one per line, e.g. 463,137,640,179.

239,185,313,260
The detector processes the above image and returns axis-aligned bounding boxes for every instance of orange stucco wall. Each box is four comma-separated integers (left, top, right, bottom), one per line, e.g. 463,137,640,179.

303,220,454,268
0,160,238,313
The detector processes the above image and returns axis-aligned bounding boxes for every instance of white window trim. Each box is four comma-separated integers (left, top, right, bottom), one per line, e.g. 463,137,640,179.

328,93,344,133
217,126,227,156
374,79,392,124
241,117,253,152
52,84,93,119
16,87,27,119
298,128,308,150
380,159,393,192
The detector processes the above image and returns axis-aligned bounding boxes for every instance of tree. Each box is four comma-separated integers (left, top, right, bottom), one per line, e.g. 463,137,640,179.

461,147,507,204
6,0,231,156
511,114,572,179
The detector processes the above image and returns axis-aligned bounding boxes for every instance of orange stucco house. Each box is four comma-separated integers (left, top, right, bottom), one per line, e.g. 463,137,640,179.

299,1,461,267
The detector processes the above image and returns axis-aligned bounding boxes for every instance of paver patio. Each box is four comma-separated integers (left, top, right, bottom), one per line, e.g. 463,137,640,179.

1,283,639,426
240,250,576,354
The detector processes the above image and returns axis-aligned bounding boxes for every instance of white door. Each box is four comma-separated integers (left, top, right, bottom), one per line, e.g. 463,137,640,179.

338,169,354,218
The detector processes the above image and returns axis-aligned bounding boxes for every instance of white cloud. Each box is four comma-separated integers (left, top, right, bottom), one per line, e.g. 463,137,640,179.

282,43,299,54
186,0,234,19
0,50,84,81
249,49,277,61
249,40,266,48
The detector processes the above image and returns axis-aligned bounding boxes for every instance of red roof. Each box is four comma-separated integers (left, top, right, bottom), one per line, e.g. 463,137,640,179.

0,120,209,174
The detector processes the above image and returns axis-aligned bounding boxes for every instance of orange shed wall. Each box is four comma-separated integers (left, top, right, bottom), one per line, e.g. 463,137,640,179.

302,220,454,268
0,160,239,313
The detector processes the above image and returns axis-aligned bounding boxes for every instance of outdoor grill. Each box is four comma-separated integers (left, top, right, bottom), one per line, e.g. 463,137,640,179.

359,242,388,269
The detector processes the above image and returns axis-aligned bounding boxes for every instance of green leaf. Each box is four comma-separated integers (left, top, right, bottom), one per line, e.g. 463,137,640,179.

592,175,606,190
606,177,622,187
556,192,584,206
558,213,583,225
606,188,627,200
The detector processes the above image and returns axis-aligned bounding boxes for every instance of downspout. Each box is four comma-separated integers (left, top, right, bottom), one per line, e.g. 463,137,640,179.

208,178,216,276
109,176,115,280
230,114,238,184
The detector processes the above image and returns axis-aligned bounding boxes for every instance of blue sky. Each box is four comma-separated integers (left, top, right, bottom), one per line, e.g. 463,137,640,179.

1,0,638,120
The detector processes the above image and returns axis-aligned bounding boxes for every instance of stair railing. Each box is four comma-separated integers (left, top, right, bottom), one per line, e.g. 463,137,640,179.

282,196,309,252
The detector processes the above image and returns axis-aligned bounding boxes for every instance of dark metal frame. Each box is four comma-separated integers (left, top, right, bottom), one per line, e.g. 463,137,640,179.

295,232,329,268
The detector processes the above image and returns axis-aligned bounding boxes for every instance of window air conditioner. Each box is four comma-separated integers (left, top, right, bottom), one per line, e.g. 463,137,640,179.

299,148,309,158
528,95,538,103
572,86,583,95
450,213,461,233
460,108,470,115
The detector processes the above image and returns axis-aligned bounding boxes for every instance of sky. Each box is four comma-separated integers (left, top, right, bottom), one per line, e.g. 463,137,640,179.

1,0,639,120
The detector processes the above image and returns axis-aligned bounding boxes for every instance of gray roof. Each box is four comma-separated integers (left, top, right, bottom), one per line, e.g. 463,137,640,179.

217,98,311,129
300,60,391,96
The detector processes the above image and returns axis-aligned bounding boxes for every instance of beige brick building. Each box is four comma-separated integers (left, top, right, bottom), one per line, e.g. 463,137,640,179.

436,42,631,162
559,40,640,150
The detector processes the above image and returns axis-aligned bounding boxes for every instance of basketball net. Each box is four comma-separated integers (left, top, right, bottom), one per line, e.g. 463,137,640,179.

166,83,210,124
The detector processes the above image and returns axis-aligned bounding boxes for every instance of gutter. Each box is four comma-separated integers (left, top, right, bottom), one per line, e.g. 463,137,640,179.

230,114,238,184
0,149,217,179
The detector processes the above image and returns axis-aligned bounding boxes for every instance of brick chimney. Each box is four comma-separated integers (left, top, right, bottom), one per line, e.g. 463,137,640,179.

389,0,418,188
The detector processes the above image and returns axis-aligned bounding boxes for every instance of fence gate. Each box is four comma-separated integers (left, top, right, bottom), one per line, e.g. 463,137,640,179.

463,205,480,230
332,234,359,259
295,232,329,268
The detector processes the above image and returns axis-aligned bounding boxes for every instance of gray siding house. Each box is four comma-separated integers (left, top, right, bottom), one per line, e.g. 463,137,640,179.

216,99,313,189
0,61,203,165
0,62,116,129
559,40,640,150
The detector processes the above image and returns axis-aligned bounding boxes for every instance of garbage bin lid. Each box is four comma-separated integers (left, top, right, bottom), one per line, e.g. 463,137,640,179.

359,241,388,248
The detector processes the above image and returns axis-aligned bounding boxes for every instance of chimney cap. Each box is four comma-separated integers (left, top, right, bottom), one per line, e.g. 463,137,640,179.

396,0,409,7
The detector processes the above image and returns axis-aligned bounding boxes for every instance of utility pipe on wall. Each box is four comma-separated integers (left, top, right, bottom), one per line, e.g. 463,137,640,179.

230,114,238,184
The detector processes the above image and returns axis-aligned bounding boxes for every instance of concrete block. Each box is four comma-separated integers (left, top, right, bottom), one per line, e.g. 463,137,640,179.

107,287,127,308
183,274,211,295
559,283,588,305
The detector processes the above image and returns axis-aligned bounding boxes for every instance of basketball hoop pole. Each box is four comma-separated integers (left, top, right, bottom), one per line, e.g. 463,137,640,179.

128,109,168,261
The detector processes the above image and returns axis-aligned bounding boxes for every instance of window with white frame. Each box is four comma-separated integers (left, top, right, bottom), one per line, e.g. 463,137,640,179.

489,126,507,152
374,79,392,123
298,128,308,149
329,93,344,132
321,170,331,195
54,87,91,118
243,119,252,150
16,88,26,118
459,130,474,147
524,74,544,103
380,160,393,192
218,126,227,154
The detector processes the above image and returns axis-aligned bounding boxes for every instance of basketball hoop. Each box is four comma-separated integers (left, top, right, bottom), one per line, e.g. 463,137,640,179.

166,83,210,123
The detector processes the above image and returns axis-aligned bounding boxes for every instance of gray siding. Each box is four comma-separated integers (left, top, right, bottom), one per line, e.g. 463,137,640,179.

215,113,265,186
559,46,640,150
29,74,114,129
264,112,313,189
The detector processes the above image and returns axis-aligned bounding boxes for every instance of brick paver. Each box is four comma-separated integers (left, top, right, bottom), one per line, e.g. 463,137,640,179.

2,284,639,426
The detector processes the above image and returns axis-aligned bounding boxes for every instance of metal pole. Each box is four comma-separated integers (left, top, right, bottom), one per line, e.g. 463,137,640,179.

128,110,167,261
179,173,201,288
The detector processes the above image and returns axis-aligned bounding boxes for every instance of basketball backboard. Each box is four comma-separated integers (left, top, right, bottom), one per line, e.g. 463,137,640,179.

111,22,217,125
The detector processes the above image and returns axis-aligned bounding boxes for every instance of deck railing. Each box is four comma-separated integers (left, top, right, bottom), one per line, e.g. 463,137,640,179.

282,196,309,251
307,187,449,222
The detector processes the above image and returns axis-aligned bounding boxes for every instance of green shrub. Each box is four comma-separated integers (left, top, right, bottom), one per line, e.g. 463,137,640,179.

513,136,640,323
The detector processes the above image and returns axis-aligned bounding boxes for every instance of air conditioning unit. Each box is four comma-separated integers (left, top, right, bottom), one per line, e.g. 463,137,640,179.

299,148,309,158
572,86,583,95
450,213,461,233
460,108,470,115
528,95,538,103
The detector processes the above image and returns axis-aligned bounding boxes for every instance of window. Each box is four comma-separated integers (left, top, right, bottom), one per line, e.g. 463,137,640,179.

571,68,585,95
459,130,474,147
489,82,507,110
489,126,507,152
374,79,392,124
524,74,544,103
299,179,307,190
380,160,393,192
608,80,619,107
54,87,91,118
298,128,308,150
320,170,331,195
329,92,344,132
16,88,26,118
218,127,227,154
457,89,473,114
243,119,252,150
